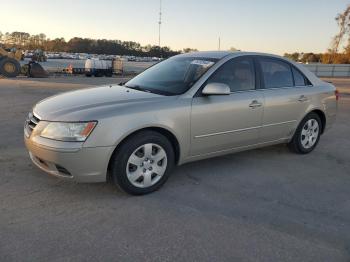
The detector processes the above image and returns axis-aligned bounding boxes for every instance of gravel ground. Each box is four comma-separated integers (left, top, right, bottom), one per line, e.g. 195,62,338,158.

0,77,350,262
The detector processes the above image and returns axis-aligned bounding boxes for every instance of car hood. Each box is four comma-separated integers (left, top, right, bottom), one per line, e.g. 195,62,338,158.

33,85,170,121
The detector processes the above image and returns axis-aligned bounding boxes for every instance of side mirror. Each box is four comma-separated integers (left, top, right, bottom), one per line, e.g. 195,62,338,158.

202,83,230,96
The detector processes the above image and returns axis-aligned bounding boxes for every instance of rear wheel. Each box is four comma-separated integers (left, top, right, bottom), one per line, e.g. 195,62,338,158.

110,131,175,195
0,57,21,78
288,112,322,154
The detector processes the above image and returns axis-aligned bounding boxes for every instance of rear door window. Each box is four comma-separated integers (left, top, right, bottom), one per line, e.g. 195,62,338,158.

259,58,293,88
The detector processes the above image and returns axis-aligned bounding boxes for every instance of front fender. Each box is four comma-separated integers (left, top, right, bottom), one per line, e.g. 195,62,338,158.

83,98,192,164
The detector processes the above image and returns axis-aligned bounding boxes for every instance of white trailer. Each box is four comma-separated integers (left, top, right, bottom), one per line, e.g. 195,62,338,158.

85,58,113,77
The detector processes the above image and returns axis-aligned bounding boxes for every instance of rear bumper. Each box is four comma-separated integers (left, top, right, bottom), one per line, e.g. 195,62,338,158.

24,135,114,183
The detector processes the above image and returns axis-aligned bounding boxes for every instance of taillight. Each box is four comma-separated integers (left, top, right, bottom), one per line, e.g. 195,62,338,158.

335,89,340,101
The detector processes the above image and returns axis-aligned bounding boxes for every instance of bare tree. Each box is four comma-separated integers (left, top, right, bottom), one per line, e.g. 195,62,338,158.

39,33,46,45
330,5,350,62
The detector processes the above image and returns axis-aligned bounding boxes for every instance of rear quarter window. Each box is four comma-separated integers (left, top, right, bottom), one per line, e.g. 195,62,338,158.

292,67,312,86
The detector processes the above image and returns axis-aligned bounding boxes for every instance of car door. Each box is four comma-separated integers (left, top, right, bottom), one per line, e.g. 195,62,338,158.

190,56,264,156
257,57,312,142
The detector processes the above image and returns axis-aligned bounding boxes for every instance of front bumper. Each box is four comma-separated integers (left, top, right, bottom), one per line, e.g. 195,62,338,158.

24,135,114,183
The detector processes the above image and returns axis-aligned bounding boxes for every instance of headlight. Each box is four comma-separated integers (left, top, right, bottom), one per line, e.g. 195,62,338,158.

40,121,97,142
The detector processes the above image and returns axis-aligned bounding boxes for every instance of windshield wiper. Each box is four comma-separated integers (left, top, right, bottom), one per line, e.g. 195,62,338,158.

124,84,152,93
125,84,175,96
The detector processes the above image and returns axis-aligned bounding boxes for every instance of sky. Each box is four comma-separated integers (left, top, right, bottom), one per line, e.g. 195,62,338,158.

0,0,349,55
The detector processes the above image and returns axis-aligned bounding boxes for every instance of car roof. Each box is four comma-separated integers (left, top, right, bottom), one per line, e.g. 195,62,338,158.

178,51,232,59
177,51,289,60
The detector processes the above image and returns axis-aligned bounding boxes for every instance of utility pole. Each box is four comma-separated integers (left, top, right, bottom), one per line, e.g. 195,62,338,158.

158,0,162,47
218,37,221,51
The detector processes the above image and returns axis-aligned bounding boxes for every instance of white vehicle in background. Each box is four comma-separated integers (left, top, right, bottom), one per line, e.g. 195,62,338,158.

85,58,113,77
152,57,162,61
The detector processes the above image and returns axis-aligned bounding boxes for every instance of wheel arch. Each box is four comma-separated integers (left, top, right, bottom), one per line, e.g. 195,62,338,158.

305,109,326,134
311,109,326,134
295,108,326,136
107,126,181,179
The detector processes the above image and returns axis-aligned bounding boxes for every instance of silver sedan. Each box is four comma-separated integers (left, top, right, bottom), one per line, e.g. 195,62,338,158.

24,51,338,194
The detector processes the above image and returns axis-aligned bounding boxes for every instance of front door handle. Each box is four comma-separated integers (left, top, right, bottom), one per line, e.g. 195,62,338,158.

249,100,262,108
298,95,309,102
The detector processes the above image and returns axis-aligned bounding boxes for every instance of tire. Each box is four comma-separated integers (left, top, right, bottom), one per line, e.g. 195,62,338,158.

0,57,21,78
288,112,322,154
110,131,175,195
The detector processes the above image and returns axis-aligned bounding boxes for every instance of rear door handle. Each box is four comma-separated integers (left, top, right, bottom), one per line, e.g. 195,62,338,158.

298,95,309,102
249,100,262,108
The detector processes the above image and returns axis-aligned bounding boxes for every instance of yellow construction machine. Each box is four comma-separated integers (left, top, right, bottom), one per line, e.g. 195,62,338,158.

0,47,22,78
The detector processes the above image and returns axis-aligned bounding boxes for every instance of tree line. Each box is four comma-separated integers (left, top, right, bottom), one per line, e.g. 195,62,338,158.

283,52,350,64
285,4,350,64
0,31,185,58
4,4,350,63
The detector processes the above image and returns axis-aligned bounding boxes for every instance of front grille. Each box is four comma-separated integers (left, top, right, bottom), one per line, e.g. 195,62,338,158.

25,112,41,136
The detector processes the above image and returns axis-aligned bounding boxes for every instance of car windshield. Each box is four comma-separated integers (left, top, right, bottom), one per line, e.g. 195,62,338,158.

125,56,218,96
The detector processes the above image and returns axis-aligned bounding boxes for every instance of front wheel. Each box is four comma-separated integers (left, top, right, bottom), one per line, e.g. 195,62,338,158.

110,131,175,195
288,112,322,154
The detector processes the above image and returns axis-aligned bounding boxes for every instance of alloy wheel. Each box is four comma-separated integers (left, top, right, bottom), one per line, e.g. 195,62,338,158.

300,119,319,149
126,143,167,188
